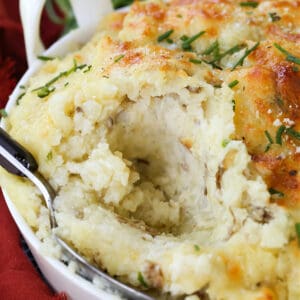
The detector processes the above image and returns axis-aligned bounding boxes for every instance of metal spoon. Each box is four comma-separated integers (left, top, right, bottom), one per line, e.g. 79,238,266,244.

0,127,153,300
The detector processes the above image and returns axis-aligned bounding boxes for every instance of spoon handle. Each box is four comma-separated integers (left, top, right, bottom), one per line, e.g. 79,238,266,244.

0,128,38,176
20,0,113,67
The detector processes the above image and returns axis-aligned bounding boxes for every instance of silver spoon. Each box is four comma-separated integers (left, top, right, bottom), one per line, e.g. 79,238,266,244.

0,127,154,300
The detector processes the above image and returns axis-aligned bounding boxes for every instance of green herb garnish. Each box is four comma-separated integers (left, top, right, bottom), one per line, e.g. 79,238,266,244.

111,0,133,9
208,44,245,67
269,188,284,198
274,43,300,65
275,125,286,145
231,42,259,70
194,245,200,251
269,12,281,22
286,127,300,140
137,272,148,288
46,151,53,161
222,139,231,147
16,92,26,105
83,65,92,73
264,130,274,152
32,59,87,98
180,35,189,41
292,66,299,72
232,99,236,112
202,40,219,55
240,2,259,8
37,55,55,61
157,29,174,42
0,109,7,118
189,58,202,64
114,54,125,63
228,80,239,89
182,31,206,51
19,85,26,89
264,130,274,144
36,86,55,98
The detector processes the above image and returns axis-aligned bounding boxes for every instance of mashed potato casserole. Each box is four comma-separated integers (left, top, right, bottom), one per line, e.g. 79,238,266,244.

2,0,300,299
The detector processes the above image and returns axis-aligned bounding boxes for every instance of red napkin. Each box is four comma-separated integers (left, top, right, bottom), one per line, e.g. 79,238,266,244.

0,1,67,299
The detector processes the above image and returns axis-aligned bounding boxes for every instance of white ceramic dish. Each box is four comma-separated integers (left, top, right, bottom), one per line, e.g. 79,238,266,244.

2,2,126,299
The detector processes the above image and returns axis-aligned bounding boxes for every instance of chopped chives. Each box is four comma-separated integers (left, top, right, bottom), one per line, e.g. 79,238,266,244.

287,55,300,65
202,40,219,55
46,151,53,161
286,127,300,140
0,109,7,118
275,125,286,145
189,58,202,64
83,65,92,73
269,12,281,22
269,188,284,197
137,272,148,288
111,0,133,9
19,85,26,89
182,31,206,50
231,42,259,70
37,86,56,98
264,130,274,144
210,44,245,64
32,59,87,98
240,2,259,8
232,99,236,112
157,29,174,42
264,144,271,152
274,43,300,65
180,35,189,41
228,80,239,88
114,54,125,63
37,55,55,61
194,245,200,251
16,92,26,105
222,139,231,147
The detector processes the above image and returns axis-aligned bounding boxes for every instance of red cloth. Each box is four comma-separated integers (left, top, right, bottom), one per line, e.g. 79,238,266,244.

0,1,67,299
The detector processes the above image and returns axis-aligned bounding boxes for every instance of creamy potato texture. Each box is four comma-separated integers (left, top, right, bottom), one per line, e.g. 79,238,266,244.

2,0,300,299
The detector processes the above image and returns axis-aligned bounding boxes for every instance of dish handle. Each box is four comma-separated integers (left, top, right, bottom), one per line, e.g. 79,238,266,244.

19,0,113,67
